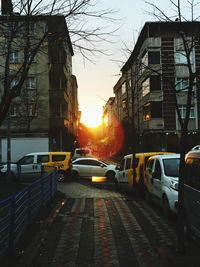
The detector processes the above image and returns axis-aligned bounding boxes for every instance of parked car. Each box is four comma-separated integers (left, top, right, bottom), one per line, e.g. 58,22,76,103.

114,152,175,195
184,150,200,243
191,145,200,151
144,154,180,218
72,147,93,160
0,152,72,182
72,157,116,179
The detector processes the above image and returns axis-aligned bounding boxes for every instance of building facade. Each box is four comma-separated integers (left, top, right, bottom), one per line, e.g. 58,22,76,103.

115,22,200,153
0,12,79,153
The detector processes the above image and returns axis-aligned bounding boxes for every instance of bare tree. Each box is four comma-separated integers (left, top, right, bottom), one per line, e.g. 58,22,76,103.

143,0,200,253
0,0,118,127
14,87,42,135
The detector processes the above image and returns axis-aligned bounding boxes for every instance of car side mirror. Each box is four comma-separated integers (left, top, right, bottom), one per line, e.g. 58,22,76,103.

116,165,121,171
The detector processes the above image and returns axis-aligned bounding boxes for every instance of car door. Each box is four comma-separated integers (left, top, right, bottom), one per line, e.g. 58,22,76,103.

117,159,125,184
18,155,35,180
73,159,92,177
89,159,106,177
151,159,162,200
118,158,130,191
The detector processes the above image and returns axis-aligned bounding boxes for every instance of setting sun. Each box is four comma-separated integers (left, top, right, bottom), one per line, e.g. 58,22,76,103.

81,107,103,128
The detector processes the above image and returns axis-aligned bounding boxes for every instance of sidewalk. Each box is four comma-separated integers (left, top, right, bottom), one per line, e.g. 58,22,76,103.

3,181,200,267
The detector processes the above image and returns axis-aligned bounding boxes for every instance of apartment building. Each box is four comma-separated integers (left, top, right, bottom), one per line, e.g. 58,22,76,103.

115,21,200,152
0,10,79,152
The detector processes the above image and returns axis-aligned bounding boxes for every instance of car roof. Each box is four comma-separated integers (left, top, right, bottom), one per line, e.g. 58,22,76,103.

124,152,174,158
149,154,180,160
72,157,98,161
25,152,70,156
186,150,200,159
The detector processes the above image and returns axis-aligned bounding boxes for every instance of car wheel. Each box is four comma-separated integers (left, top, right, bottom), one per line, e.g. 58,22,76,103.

57,171,66,182
162,196,171,219
106,171,115,180
114,178,120,191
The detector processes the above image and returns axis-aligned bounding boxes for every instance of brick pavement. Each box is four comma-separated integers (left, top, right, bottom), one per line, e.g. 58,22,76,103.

15,180,200,267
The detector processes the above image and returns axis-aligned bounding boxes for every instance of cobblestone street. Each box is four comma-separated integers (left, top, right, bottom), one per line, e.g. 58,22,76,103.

16,179,200,267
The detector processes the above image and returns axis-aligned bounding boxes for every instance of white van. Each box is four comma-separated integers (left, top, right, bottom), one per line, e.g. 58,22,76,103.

184,150,200,242
72,147,92,160
145,154,180,218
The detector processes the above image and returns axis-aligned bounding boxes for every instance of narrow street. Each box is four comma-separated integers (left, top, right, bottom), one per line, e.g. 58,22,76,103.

15,178,200,267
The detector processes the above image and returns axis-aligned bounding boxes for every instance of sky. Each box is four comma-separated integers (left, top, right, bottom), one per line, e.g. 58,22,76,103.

73,0,170,127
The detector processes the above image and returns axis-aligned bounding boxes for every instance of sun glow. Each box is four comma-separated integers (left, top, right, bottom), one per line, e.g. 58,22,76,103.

81,107,103,128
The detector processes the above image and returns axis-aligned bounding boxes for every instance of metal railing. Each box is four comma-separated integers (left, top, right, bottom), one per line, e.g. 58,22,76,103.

0,168,57,257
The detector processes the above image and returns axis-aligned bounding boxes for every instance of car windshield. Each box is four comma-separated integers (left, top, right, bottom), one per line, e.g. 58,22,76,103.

163,158,180,177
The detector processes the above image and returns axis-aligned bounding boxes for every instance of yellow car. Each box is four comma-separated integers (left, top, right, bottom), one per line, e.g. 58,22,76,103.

41,152,72,182
115,152,174,196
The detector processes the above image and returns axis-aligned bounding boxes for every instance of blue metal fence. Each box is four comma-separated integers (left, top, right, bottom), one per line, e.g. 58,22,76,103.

0,168,57,257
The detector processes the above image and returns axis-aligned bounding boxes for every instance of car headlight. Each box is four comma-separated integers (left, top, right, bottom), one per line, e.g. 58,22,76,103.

170,180,179,191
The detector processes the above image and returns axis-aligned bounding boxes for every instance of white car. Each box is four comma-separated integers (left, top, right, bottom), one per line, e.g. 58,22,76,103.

145,154,180,218
72,157,116,179
0,154,42,181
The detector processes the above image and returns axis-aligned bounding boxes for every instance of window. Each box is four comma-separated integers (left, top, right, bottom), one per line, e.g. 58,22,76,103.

143,103,151,121
28,52,36,63
10,104,17,117
150,76,161,91
174,50,194,64
142,78,150,97
132,157,139,168
29,104,37,116
52,155,66,162
154,160,162,179
121,82,126,95
26,77,36,89
18,156,34,164
9,52,19,63
176,78,189,91
148,51,160,64
38,155,49,163
143,102,163,121
151,102,162,118
10,79,19,89
147,159,154,173
24,23,35,36
125,158,131,170
178,105,195,119
163,158,180,177
122,99,127,110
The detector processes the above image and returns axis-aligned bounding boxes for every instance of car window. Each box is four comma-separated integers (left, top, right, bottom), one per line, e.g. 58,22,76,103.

154,160,162,179
147,159,154,173
163,158,180,177
144,156,151,168
185,158,200,190
38,155,49,163
88,160,103,166
125,158,131,170
132,157,139,168
52,155,66,162
18,156,34,164
73,160,91,165
120,159,125,170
